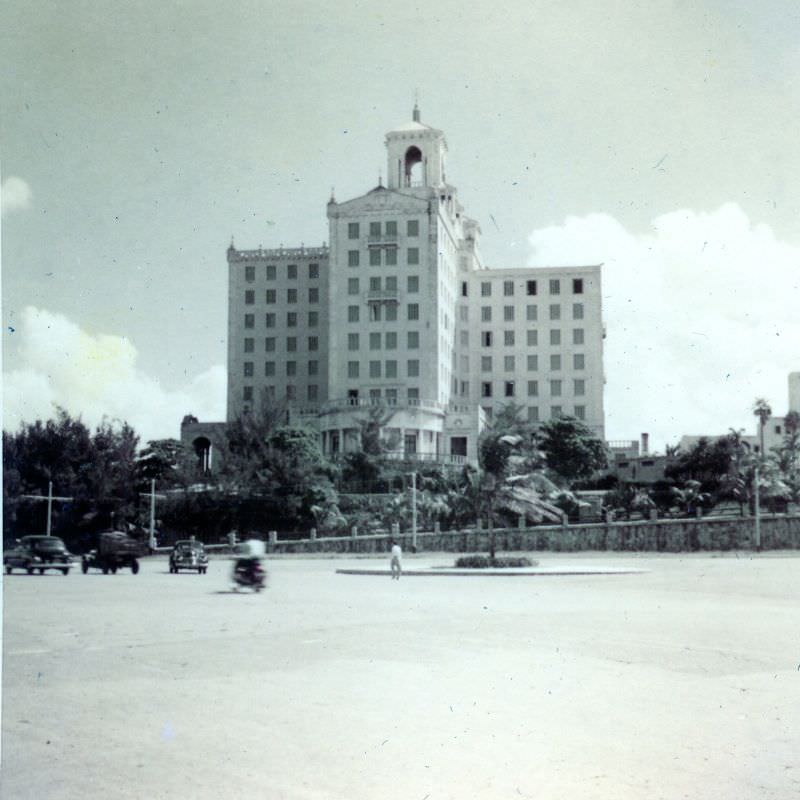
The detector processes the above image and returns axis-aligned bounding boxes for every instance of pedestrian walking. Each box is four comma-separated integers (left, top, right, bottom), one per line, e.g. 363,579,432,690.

390,540,402,580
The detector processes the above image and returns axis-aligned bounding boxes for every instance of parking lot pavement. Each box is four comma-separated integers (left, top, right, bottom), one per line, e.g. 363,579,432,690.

3,552,799,799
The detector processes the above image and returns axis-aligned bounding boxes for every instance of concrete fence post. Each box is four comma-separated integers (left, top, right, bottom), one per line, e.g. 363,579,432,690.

391,523,400,537
310,527,317,540
268,530,277,545
351,525,358,538
518,515,525,530
434,521,440,534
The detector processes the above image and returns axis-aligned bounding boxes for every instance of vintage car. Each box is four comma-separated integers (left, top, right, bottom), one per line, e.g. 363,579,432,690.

4,535,73,575
169,540,209,574
81,531,142,574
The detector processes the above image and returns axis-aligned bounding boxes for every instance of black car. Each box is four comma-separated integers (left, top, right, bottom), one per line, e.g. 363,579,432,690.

4,536,73,575
169,540,209,574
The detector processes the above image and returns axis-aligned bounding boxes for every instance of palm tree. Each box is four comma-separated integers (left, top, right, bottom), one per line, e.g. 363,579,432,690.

753,398,772,457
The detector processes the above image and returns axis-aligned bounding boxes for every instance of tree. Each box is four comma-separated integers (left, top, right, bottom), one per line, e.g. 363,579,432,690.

535,416,608,485
774,412,800,504
753,398,772,456
136,438,197,489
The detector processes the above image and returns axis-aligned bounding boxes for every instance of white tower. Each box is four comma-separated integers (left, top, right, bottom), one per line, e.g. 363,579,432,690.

385,103,448,190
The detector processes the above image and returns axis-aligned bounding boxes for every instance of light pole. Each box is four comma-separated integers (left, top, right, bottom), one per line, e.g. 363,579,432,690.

139,480,168,550
753,463,761,551
410,470,417,551
21,482,73,537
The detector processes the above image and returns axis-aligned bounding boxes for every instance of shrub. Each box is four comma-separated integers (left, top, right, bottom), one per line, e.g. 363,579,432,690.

454,555,537,568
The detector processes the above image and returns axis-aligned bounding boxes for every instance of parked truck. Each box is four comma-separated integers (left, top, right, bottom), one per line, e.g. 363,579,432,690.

81,531,143,575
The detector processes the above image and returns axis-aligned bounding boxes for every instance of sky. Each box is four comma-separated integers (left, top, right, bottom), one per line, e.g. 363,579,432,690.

2,0,799,451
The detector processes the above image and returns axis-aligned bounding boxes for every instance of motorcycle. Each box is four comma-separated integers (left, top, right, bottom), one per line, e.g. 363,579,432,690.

232,557,266,591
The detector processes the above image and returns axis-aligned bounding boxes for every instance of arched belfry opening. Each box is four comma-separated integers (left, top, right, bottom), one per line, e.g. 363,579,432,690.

192,436,212,473
404,146,423,187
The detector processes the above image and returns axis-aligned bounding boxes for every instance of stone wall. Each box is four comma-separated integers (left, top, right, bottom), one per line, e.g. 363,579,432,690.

266,514,800,555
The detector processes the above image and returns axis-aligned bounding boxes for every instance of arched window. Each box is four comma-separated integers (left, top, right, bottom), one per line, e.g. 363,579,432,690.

404,146,423,187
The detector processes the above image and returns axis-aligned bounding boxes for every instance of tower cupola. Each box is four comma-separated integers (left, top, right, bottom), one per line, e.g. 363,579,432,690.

385,107,447,190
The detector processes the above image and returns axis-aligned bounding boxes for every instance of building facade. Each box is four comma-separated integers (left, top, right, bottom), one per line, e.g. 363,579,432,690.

195,108,605,466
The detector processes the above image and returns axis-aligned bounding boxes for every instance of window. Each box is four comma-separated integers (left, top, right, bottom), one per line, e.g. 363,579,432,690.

265,337,275,352
460,306,469,322
369,332,381,350
407,247,419,265
407,219,419,236
504,306,514,322
407,276,419,293
385,304,397,321
504,355,515,372
551,406,563,418
407,387,419,402
550,379,562,397
385,276,397,291
527,380,539,396
481,281,492,297
574,353,585,370
370,248,381,266
574,379,585,396
549,279,560,295
287,312,297,328
245,290,255,305
528,406,539,422
407,359,420,377
308,384,318,401
369,277,381,291
573,328,584,345
348,222,360,239
309,263,319,279
481,306,492,322
369,360,381,378
243,386,253,402
503,280,514,296
286,361,297,377
265,289,276,304
245,265,255,282
386,331,398,349
550,329,561,346
348,333,359,350
385,360,398,378
348,250,360,267
481,356,492,371
461,281,468,297
527,330,538,346
574,405,586,420
573,303,584,320
287,288,297,304
348,305,359,323
348,278,359,295
481,382,493,398
385,220,397,236
527,354,538,371
407,303,419,320
370,304,382,321
573,278,583,294
308,336,319,351
549,304,561,321
287,264,297,279
264,361,275,376
308,311,318,327
243,361,254,377
286,385,296,401
504,381,515,397
385,248,397,266
460,330,469,346
407,331,419,349
550,354,562,370
308,360,318,376
308,287,319,303
504,330,515,346
244,338,254,353
286,336,297,352
526,304,538,321
348,361,359,378
526,280,537,296
245,314,255,329
266,265,276,280
370,221,381,237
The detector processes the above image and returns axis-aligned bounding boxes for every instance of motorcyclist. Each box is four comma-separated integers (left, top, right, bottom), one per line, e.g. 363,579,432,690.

232,539,266,589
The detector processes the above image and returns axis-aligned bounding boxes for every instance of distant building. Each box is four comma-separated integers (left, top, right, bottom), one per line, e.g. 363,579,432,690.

184,107,606,467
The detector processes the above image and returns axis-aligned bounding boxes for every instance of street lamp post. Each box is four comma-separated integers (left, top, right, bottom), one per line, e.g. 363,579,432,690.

410,471,417,551
21,482,73,537
753,463,761,551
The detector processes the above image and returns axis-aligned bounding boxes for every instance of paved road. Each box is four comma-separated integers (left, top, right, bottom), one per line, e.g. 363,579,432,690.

3,553,799,799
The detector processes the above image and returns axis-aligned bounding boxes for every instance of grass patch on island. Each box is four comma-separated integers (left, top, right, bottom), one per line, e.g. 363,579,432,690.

454,555,538,569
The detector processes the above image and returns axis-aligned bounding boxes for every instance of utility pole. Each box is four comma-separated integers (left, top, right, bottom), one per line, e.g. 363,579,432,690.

754,463,761,551
140,481,168,550
411,470,417,551
21,482,73,537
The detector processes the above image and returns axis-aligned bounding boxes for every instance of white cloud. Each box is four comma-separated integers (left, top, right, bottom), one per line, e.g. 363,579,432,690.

528,203,800,452
3,307,226,444
1,176,32,216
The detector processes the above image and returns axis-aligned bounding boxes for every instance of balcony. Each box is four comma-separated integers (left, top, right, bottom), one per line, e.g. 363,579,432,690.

365,289,399,303
367,234,398,248
320,397,447,416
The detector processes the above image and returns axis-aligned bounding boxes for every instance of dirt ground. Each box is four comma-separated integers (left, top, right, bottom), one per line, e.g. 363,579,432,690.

2,552,799,799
